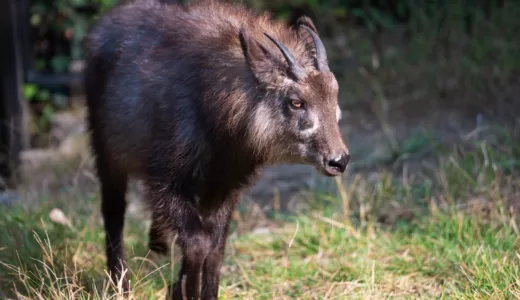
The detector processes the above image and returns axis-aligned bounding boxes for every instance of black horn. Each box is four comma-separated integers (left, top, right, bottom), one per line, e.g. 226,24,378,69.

300,25,329,72
264,32,305,80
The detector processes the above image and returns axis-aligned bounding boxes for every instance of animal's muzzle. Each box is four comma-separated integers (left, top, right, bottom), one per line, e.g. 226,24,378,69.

323,151,350,176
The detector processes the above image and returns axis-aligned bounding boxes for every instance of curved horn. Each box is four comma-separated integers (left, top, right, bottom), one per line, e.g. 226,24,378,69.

263,32,305,80
300,25,329,72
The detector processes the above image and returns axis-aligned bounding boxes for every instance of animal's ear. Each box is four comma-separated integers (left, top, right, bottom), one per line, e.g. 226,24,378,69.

294,16,318,33
239,28,281,85
292,16,325,69
239,28,269,67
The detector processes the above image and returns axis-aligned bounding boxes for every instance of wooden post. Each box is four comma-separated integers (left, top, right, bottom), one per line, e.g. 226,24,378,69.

0,0,29,190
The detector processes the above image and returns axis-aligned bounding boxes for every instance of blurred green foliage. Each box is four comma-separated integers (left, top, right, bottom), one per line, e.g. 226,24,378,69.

26,0,119,140
26,0,506,84
30,0,117,68
23,0,511,142
27,0,502,76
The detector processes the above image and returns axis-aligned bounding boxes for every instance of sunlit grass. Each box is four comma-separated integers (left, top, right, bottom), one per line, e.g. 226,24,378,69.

0,124,518,299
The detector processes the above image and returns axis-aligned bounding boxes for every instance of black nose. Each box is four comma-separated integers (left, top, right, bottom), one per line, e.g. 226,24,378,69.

327,152,350,173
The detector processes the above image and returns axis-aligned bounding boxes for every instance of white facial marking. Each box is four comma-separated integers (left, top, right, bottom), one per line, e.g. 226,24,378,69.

301,111,320,137
251,102,274,142
336,104,342,122
249,102,277,160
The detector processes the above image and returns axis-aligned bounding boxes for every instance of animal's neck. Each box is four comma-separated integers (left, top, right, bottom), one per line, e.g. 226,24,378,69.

194,142,263,199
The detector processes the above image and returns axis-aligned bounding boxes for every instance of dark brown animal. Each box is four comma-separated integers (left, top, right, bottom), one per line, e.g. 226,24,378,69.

84,0,350,299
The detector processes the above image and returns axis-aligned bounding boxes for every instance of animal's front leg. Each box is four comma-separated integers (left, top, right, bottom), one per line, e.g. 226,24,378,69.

147,182,211,300
176,230,212,300
165,206,211,300
200,191,241,300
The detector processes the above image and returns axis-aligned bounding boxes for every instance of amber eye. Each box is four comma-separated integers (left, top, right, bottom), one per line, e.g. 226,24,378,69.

290,99,304,109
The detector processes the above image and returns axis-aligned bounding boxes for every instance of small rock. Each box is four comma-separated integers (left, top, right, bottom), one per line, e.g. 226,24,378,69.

49,208,72,228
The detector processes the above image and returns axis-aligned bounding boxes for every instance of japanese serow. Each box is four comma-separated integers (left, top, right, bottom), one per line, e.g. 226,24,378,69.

84,0,350,298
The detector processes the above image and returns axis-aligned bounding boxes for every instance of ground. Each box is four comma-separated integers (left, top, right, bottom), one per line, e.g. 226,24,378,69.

1,9,520,299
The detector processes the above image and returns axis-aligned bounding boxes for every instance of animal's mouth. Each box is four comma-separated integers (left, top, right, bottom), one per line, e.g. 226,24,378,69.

299,152,349,177
315,164,343,177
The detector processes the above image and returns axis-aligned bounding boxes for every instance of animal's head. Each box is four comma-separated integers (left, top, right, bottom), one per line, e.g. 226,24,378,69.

240,17,350,176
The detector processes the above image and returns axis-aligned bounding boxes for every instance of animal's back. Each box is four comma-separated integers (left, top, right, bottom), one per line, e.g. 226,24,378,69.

84,0,309,177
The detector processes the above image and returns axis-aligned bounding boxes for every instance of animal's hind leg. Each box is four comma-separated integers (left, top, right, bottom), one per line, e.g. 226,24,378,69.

148,213,170,255
96,155,129,291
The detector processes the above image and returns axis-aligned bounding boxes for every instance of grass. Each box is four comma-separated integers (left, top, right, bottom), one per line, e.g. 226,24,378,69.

0,125,518,299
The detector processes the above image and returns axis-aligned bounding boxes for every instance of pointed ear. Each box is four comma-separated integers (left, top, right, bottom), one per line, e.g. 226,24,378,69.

239,28,281,85
292,16,321,66
294,16,318,33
